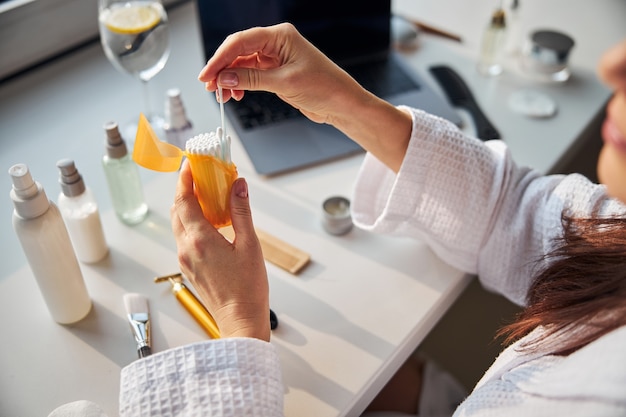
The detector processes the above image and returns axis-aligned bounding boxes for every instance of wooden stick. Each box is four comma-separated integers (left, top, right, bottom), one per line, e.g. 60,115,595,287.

220,226,311,275
403,16,463,43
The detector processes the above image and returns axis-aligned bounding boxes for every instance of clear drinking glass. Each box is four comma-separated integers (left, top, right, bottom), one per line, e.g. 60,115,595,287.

98,0,170,137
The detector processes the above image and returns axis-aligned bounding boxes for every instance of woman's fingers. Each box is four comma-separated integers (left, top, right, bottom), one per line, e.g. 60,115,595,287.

198,25,290,81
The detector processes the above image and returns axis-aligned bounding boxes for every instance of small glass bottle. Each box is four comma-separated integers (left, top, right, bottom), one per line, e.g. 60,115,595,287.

9,163,92,324
102,121,149,225
57,159,109,263
478,8,507,76
163,88,194,152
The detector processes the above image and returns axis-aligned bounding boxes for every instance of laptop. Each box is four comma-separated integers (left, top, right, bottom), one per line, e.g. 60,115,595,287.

194,0,462,175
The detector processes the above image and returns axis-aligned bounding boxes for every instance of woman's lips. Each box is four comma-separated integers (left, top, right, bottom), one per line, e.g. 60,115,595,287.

602,117,626,154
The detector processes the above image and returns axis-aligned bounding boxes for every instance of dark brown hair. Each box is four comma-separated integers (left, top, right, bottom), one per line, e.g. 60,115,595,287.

498,213,626,356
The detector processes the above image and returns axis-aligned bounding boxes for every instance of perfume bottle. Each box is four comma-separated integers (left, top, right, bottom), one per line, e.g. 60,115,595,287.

56,159,109,263
478,7,507,76
9,163,92,324
102,121,149,225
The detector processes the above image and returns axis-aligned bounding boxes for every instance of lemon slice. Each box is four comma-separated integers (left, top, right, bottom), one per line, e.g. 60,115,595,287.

103,4,160,35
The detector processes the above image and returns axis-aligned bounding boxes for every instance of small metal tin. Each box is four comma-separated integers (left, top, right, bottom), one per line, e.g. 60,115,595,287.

521,29,575,82
321,196,353,236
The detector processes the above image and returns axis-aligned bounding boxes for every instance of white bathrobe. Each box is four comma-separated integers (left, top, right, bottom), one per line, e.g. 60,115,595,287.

118,108,626,417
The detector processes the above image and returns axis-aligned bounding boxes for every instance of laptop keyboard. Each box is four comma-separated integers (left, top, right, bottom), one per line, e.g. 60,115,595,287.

230,92,301,130
231,58,420,130
349,58,420,99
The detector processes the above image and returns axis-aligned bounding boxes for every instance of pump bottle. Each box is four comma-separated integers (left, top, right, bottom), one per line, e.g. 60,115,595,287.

163,88,194,152
102,121,148,225
9,163,92,324
57,159,109,263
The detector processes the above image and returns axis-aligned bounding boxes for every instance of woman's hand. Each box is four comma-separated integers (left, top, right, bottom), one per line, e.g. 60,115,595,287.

170,160,270,341
198,23,413,172
198,23,364,126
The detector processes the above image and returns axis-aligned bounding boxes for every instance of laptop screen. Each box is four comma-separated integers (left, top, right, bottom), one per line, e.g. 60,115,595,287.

195,0,391,66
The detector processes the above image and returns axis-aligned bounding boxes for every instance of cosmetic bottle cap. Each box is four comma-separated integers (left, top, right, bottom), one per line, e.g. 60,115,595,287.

528,30,575,65
165,88,192,130
490,9,506,28
57,159,86,197
8,163,50,219
104,121,128,159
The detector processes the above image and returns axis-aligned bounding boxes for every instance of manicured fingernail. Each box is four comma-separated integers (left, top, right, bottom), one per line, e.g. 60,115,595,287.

234,178,248,198
219,71,239,87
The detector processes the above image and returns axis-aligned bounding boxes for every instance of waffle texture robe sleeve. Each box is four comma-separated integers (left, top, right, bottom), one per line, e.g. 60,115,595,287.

119,338,284,417
351,106,622,305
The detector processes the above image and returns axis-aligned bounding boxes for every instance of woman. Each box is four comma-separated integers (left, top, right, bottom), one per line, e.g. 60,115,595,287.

119,24,626,416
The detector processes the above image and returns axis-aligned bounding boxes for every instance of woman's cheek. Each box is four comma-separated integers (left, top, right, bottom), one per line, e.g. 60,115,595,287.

597,143,626,203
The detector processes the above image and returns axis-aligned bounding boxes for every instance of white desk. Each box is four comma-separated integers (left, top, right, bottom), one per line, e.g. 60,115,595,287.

0,1,624,416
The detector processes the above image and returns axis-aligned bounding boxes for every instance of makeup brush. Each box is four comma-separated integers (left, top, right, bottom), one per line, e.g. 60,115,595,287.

123,293,152,358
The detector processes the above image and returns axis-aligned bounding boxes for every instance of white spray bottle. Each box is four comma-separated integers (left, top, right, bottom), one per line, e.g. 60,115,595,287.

9,163,92,324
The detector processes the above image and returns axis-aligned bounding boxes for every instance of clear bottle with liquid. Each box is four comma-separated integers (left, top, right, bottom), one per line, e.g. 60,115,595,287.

9,163,92,324
478,8,507,76
102,121,149,225
57,159,109,263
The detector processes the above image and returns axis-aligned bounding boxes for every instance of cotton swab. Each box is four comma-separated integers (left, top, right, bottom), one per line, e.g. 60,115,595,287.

217,85,226,160
186,131,231,163
184,130,236,227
